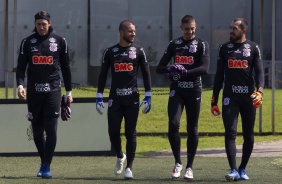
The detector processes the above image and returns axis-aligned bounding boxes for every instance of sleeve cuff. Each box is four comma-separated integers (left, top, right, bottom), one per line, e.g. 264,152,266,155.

66,91,72,97
96,92,103,98
145,91,152,97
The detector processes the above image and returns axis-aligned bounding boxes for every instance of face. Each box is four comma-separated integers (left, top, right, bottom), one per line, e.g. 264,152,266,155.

180,22,196,40
35,19,51,36
229,21,244,42
121,24,136,43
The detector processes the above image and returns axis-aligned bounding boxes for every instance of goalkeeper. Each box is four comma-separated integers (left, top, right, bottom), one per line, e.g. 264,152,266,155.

211,18,264,181
16,11,72,179
96,20,152,179
156,15,210,180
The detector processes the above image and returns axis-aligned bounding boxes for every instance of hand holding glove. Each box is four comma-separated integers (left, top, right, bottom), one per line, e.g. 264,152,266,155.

96,93,104,115
166,64,188,82
250,91,263,108
61,95,71,121
17,85,26,100
211,105,221,116
211,96,220,116
140,91,152,114
165,72,181,82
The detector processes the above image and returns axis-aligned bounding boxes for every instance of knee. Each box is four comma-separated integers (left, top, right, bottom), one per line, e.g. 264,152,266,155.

108,129,120,140
225,132,237,140
124,130,136,140
243,134,254,143
169,121,179,132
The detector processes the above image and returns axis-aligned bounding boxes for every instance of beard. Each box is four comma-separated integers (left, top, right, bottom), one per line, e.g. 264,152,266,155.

230,32,243,42
123,36,134,43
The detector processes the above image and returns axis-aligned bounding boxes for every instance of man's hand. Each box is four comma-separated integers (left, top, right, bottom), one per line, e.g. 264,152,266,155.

165,73,181,82
140,91,152,114
140,96,151,114
166,64,188,82
167,64,187,75
96,93,104,115
211,96,220,116
18,85,26,100
211,105,221,116
61,95,71,121
250,91,263,108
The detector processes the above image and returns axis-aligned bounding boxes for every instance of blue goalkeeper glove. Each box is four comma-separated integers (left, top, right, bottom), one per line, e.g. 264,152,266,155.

96,93,104,115
140,91,152,114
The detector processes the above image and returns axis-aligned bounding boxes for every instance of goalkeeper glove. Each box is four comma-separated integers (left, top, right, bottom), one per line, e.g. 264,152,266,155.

166,64,188,82
61,95,71,121
211,105,221,116
96,93,104,115
211,96,220,116
250,90,263,108
140,91,152,114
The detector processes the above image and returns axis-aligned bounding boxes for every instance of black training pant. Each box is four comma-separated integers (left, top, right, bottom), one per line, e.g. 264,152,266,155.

168,89,201,169
221,93,256,170
107,96,139,169
27,91,61,165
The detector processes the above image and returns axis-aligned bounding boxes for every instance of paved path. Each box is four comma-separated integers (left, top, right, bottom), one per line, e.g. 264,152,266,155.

153,140,282,158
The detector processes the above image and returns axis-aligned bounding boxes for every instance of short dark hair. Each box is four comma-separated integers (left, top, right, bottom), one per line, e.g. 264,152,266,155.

233,18,248,30
119,20,134,31
181,15,195,24
33,10,54,33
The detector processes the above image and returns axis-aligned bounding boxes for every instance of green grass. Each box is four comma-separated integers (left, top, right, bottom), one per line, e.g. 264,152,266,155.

0,156,281,184
133,135,282,157
274,158,282,166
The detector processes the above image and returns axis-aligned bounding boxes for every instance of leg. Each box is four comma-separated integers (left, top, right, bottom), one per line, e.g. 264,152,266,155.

31,119,45,163
124,98,139,169
41,91,61,179
43,117,58,165
168,92,184,165
27,93,45,166
123,97,139,170
184,91,201,170
108,99,124,158
42,91,61,165
222,96,239,170
222,96,240,181
238,95,256,172
123,97,139,179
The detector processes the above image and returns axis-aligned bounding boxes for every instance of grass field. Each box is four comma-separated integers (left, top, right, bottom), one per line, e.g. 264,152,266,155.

0,156,281,184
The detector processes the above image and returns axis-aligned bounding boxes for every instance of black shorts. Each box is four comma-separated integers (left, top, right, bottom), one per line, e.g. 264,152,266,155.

27,91,61,121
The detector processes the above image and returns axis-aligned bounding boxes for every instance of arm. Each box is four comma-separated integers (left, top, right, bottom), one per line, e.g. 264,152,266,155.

16,39,28,87
60,37,73,103
16,39,28,100
97,48,111,94
96,48,111,115
250,44,264,108
139,47,152,114
139,48,152,92
253,45,264,91
156,41,174,74
185,41,210,76
212,45,225,107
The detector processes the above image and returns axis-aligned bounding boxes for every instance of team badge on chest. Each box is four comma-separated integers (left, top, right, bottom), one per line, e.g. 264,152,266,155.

49,43,58,52
49,37,58,52
243,44,251,57
129,51,136,59
189,44,197,53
